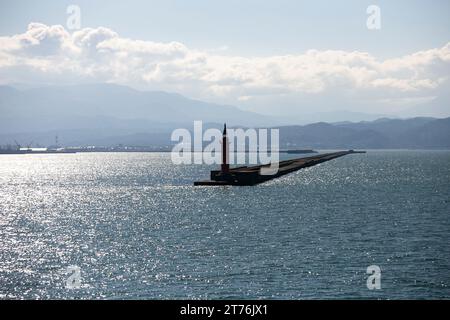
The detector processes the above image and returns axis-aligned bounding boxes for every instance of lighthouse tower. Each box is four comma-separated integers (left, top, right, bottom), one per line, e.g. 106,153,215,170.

221,123,230,173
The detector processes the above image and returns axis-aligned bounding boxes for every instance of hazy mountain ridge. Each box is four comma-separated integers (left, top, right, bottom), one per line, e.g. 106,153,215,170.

277,117,450,149
1,117,448,149
0,83,273,134
0,84,449,148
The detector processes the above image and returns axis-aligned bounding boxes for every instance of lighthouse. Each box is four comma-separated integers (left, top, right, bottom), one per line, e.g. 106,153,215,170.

221,123,230,173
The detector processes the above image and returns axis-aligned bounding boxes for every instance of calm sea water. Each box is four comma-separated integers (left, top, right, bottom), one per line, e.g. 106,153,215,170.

0,151,449,299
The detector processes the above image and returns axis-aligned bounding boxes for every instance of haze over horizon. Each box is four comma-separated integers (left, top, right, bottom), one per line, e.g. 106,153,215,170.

0,0,449,122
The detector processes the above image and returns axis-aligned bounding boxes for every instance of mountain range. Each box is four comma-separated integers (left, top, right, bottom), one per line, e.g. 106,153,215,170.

0,83,449,149
277,117,450,149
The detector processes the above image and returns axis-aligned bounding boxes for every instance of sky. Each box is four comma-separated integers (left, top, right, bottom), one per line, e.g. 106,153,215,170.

0,0,449,119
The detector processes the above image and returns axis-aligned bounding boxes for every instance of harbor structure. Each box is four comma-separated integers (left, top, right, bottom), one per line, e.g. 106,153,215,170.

194,124,365,186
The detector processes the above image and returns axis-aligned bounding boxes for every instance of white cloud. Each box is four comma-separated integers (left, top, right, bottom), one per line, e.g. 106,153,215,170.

0,23,449,114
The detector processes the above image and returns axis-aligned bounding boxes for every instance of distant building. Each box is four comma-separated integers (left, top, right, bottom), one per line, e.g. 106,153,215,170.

19,147,48,152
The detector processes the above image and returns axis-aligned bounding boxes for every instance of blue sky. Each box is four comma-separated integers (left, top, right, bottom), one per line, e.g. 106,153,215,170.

0,0,449,118
1,0,449,57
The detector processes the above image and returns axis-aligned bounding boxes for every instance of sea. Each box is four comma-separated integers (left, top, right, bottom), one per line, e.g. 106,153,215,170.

0,150,449,299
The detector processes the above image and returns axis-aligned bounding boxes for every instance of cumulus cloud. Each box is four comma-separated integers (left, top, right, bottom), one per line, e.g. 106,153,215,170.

0,23,449,113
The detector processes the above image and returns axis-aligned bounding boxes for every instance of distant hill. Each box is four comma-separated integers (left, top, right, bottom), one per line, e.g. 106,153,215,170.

0,83,449,148
0,83,272,135
277,117,450,149
406,117,450,148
